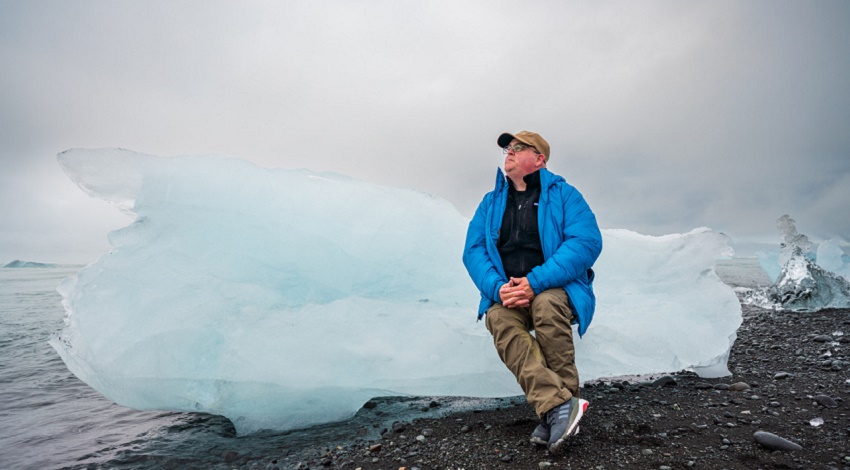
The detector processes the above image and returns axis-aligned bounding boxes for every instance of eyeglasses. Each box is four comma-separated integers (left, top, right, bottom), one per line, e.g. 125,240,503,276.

503,144,539,154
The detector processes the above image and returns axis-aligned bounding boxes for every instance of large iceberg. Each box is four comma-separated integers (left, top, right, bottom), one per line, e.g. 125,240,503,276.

746,215,850,311
50,149,741,434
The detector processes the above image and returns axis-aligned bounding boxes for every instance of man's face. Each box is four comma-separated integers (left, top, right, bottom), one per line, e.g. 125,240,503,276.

504,139,543,179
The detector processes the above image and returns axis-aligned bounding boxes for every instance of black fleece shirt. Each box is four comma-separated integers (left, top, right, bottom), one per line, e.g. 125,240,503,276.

498,170,545,279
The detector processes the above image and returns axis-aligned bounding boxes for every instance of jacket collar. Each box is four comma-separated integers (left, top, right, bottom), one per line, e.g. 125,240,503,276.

494,167,561,192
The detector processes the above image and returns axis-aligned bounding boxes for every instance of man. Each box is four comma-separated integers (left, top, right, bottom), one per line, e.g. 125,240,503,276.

462,130,602,455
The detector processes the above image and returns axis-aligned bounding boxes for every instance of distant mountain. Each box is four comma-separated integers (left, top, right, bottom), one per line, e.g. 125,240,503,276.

2,260,58,268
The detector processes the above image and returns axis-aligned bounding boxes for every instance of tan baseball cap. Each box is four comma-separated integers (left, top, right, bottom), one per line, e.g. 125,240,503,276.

497,131,550,162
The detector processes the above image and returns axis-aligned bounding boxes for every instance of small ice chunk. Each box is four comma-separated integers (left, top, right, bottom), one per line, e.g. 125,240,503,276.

745,215,850,311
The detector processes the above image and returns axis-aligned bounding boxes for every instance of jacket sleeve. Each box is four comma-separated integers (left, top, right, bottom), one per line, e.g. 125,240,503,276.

527,185,602,293
462,194,507,304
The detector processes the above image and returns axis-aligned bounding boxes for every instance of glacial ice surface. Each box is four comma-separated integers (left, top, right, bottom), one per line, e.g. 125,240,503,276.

51,148,741,434
746,215,850,311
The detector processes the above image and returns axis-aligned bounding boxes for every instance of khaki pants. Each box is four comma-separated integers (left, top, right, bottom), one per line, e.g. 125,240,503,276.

485,288,578,418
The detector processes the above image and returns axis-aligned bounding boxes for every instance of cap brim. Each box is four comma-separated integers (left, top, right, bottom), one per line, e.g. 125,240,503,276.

497,133,515,148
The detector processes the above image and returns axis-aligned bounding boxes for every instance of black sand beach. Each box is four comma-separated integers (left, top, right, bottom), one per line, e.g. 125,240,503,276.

235,304,849,470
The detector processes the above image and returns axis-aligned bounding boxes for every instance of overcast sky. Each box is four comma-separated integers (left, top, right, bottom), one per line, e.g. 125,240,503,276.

1,0,848,263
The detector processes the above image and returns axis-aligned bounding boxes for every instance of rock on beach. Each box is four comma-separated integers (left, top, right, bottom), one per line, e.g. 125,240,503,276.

753,431,802,451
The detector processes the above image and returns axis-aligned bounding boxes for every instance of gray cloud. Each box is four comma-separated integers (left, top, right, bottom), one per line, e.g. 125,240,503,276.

1,0,848,262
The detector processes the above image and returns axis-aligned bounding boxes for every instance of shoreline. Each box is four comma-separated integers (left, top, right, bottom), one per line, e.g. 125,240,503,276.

245,303,849,469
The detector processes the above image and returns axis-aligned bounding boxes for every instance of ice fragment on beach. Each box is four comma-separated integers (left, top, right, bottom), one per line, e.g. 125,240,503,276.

817,238,850,281
809,417,824,427
50,148,741,434
745,215,850,311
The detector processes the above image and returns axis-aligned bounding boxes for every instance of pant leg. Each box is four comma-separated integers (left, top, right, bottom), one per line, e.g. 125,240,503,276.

485,298,574,418
530,289,579,400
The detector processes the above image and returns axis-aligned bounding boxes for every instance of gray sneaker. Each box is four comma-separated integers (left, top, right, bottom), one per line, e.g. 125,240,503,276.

546,397,589,454
529,421,549,445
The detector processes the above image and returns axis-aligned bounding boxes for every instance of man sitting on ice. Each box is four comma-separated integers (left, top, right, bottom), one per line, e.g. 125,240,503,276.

462,130,602,454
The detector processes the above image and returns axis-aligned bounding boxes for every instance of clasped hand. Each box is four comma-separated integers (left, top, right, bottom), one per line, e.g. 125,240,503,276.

499,277,535,309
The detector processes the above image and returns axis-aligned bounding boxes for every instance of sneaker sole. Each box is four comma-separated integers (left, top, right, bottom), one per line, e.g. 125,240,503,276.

548,399,588,455
530,435,548,446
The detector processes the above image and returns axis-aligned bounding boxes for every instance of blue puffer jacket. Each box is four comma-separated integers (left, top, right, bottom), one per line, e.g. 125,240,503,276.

462,168,602,337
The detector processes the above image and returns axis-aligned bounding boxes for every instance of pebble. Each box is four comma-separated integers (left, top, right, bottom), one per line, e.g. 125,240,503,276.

695,382,712,390
729,382,751,391
752,431,802,451
814,394,838,408
713,383,730,391
813,334,834,342
653,375,677,387
773,372,791,380
539,461,553,469
642,449,653,455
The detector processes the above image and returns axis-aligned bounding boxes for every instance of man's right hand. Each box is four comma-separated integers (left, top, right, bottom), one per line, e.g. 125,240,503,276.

499,277,534,309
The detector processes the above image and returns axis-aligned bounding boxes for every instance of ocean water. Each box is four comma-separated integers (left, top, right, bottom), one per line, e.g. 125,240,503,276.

714,257,773,288
0,266,522,469
1,260,765,469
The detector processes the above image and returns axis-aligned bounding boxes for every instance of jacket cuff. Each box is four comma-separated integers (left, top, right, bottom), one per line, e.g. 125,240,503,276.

527,272,542,295
492,282,504,304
